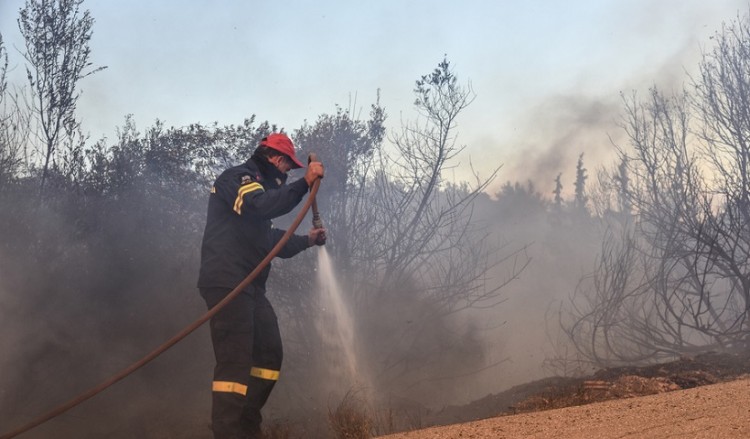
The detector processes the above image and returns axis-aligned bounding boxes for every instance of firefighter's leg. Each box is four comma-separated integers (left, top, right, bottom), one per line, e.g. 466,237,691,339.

202,288,255,439
241,294,283,435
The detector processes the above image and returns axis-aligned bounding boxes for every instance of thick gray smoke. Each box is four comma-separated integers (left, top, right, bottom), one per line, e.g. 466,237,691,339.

0,186,213,438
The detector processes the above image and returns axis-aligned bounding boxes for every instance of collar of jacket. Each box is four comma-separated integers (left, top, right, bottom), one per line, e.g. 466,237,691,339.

249,153,288,188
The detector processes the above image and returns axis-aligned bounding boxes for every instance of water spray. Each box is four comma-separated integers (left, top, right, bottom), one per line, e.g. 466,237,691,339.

307,156,370,390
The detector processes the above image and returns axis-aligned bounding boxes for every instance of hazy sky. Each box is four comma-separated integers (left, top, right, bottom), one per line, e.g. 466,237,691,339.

0,0,747,194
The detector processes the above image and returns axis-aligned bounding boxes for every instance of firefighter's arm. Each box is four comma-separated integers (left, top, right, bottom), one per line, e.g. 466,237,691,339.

271,228,310,258
218,175,308,220
271,227,326,258
214,163,323,220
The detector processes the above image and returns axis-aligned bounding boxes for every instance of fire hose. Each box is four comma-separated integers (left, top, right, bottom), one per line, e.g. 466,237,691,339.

0,157,323,439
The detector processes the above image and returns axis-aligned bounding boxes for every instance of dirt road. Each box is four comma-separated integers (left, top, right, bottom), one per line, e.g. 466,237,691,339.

378,377,750,439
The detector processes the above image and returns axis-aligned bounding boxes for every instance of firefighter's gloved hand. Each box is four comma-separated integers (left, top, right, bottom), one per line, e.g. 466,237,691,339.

308,227,327,246
304,162,325,186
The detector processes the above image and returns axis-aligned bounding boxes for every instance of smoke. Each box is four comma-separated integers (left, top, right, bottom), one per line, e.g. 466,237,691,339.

482,0,735,199
261,11,745,419
2,3,746,436
0,184,213,438
498,94,623,198
457,8,734,392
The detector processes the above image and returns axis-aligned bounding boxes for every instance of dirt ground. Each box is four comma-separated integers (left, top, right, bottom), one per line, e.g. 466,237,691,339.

378,378,750,438
376,352,750,439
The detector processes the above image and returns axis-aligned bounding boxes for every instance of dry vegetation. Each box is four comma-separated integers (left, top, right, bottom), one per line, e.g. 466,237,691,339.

327,391,373,439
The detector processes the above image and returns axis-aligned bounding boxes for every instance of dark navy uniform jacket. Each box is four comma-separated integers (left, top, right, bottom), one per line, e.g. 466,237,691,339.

198,154,310,293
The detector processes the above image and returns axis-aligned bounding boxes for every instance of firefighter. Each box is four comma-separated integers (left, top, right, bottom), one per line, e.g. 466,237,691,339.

197,133,325,438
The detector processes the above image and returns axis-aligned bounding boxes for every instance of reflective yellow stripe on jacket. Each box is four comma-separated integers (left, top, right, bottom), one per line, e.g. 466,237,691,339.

233,182,264,214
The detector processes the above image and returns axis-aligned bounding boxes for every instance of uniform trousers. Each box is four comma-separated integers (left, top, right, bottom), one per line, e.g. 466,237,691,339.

201,287,283,439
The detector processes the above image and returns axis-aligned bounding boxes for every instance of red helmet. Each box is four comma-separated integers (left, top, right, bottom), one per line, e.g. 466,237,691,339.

260,133,304,168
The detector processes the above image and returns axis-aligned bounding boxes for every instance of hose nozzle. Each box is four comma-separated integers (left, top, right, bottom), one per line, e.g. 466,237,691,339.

308,152,323,229
312,212,323,229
